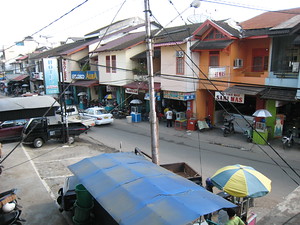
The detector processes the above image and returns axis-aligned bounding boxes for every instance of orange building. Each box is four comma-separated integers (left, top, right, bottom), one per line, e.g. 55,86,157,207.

191,19,270,128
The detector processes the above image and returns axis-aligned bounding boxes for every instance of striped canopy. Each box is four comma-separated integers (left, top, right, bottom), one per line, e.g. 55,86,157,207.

211,164,271,198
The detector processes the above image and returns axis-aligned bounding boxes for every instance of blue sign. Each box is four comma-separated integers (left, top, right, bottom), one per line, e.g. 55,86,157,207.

43,58,59,94
71,71,99,80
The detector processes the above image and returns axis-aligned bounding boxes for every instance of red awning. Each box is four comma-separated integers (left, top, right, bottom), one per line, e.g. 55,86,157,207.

10,75,29,81
70,80,99,88
123,82,161,91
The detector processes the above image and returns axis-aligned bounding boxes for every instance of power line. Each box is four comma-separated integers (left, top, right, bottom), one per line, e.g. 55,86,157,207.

149,11,300,184
200,0,300,14
3,0,89,52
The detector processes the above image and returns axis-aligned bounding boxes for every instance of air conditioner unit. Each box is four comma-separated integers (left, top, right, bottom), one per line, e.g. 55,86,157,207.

176,51,184,58
233,58,243,68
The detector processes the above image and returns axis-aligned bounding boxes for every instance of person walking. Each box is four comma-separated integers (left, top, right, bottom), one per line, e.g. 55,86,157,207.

166,108,173,127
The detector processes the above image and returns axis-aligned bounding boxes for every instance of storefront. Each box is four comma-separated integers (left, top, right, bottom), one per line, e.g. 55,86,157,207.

162,90,196,120
70,71,99,109
214,85,266,133
123,81,161,119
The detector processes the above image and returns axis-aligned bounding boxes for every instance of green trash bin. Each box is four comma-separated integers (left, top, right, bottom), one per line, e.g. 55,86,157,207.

73,201,93,224
75,184,93,208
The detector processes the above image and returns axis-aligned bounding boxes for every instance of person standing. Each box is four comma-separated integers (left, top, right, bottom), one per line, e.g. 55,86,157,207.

225,208,245,225
166,108,173,127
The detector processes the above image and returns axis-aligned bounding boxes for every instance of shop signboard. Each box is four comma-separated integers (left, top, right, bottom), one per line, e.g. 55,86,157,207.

215,91,244,104
43,58,59,94
125,88,138,95
71,71,99,80
209,66,226,78
144,92,161,101
163,91,195,101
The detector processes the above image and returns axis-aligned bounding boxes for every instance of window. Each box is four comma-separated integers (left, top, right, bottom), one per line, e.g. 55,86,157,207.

176,51,184,74
106,56,110,73
252,48,269,72
209,51,219,66
111,55,116,73
105,55,117,73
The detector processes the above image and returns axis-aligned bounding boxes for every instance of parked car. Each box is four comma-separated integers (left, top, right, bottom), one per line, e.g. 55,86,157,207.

82,107,114,126
22,117,89,148
0,119,28,142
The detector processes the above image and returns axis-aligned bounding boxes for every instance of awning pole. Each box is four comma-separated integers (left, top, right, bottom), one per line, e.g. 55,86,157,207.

144,0,159,164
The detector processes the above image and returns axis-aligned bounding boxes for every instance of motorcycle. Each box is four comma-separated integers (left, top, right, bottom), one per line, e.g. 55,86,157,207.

282,126,300,149
111,107,128,119
222,117,235,137
0,189,25,225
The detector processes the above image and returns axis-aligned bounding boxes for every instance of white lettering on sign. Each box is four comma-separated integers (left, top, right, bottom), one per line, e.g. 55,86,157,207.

215,91,244,104
209,67,226,78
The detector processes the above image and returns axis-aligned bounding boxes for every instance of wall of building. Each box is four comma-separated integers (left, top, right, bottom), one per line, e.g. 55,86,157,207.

160,44,198,92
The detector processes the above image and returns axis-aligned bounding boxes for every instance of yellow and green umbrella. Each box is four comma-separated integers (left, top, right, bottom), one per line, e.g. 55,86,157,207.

211,164,271,198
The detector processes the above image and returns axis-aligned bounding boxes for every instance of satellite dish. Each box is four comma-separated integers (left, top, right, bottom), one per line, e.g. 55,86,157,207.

187,14,209,24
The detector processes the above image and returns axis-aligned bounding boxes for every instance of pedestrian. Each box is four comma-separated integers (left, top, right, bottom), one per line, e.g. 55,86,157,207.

205,177,214,192
225,208,245,225
218,208,229,225
166,108,173,127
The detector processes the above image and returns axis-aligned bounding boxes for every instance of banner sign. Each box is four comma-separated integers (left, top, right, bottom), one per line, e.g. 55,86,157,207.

125,88,138,95
209,67,226,78
43,58,59,94
163,91,195,101
215,91,244,104
71,71,99,80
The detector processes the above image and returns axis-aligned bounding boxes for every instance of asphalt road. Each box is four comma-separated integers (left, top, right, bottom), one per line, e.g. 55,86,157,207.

1,118,299,224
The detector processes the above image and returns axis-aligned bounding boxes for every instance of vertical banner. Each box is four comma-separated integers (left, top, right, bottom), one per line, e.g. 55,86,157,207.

43,58,59,94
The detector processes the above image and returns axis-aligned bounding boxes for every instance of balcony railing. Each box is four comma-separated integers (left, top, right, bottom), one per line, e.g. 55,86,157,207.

274,72,299,79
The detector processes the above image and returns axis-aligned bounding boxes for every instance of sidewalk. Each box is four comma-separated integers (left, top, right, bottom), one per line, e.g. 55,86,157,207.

120,118,297,161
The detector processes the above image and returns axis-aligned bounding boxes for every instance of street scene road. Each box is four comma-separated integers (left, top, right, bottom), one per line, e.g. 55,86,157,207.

1,118,299,224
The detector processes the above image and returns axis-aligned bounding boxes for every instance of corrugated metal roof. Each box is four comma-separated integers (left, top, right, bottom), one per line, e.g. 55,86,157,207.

224,85,265,96
240,8,300,30
93,32,145,52
68,152,236,225
260,88,297,102
0,95,60,112
190,40,233,51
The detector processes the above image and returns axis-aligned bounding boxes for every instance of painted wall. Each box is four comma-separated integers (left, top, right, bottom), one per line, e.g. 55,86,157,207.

160,44,198,93
98,43,146,86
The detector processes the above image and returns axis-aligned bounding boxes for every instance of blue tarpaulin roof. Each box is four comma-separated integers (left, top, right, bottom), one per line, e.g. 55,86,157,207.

68,152,236,225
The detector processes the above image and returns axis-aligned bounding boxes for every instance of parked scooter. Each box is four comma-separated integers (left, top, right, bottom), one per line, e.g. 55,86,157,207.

282,126,300,149
0,189,25,225
222,116,235,137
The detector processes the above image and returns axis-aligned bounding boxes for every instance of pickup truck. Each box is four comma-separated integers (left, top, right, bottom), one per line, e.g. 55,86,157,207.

22,117,89,148
55,105,96,127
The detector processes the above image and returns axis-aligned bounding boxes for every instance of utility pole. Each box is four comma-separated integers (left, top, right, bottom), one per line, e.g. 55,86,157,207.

144,0,159,164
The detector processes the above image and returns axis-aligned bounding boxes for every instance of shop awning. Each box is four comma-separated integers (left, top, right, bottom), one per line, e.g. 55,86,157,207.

123,81,161,91
224,85,265,96
68,152,236,225
70,80,99,88
190,40,233,51
10,74,29,81
0,96,60,120
260,88,297,102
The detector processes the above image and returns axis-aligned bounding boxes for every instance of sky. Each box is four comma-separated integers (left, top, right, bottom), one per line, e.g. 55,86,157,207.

1,0,299,48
